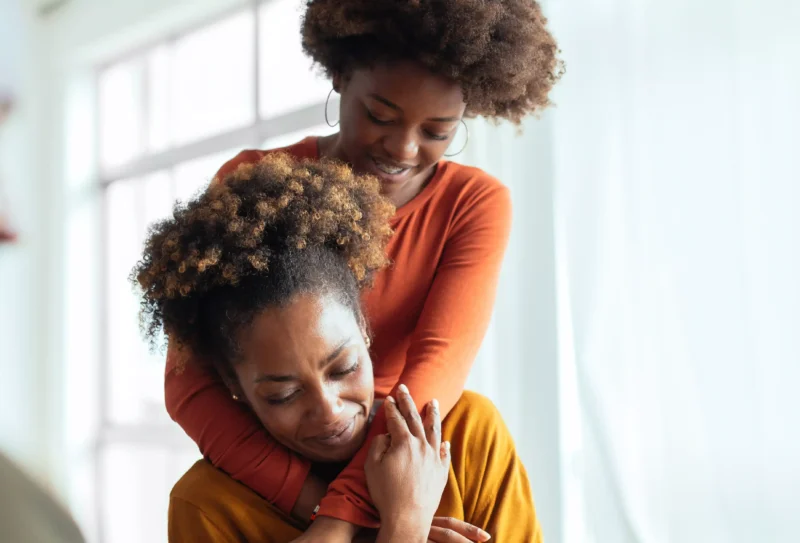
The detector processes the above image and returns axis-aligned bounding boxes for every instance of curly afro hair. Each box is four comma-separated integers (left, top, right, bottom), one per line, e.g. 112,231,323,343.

132,153,394,374
301,0,564,123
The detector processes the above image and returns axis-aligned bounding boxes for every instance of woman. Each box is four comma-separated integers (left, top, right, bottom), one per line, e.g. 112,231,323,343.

138,154,540,541
164,0,562,537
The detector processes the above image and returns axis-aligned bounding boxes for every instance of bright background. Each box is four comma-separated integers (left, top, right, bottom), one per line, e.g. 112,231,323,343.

0,0,797,542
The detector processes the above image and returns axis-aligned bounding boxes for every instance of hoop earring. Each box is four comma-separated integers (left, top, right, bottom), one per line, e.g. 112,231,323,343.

444,120,469,157
325,87,339,128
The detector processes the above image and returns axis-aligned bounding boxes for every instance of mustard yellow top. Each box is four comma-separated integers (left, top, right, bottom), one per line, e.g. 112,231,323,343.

169,392,543,542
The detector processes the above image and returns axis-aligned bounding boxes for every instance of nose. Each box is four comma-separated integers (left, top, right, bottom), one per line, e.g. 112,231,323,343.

309,385,345,425
383,128,419,163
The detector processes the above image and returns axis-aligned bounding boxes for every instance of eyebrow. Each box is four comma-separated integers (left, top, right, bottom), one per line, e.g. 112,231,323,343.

367,93,460,123
254,339,352,383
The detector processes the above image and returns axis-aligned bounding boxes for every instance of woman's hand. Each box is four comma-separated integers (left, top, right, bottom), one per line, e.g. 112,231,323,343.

365,384,450,540
427,517,492,542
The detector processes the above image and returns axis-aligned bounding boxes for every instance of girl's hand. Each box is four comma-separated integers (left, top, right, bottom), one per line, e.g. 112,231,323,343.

365,385,450,535
427,517,492,542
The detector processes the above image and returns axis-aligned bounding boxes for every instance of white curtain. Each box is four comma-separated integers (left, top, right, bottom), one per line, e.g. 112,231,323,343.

550,0,800,542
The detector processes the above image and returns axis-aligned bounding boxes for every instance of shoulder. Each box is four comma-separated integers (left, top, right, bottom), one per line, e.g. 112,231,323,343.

170,459,261,519
171,460,231,505
437,162,512,227
211,137,319,184
170,461,305,540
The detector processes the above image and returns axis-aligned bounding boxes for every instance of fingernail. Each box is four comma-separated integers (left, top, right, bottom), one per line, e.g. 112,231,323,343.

432,398,439,411
444,441,451,452
386,396,396,404
398,383,409,395
481,529,492,540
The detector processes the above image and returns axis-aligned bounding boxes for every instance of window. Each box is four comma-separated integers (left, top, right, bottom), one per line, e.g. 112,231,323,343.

94,2,334,541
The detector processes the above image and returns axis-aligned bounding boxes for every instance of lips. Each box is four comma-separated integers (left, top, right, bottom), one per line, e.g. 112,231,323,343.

312,417,357,446
369,156,415,180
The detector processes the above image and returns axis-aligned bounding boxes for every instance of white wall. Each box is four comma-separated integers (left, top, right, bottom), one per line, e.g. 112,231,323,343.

0,0,53,484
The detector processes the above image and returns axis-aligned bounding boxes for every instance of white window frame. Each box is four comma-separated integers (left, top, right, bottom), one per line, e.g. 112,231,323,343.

90,2,337,541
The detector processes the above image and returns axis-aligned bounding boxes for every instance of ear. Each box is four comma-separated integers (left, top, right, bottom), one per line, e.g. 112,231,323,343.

225,378,248,405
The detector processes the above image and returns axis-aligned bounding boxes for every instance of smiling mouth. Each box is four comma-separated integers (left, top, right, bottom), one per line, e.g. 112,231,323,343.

371,156,412,176
313,417,356,444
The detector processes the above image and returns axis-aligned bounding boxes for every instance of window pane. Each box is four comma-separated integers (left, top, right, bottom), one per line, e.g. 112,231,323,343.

99,59,144,168
106,172,174,425
171,10,255,145
259,0,330,117
101,445,199,543
146,45,171,153
106,178,141,425
262,122,336,151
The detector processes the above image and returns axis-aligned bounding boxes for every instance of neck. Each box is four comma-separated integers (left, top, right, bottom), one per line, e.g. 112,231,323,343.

310,459,349,483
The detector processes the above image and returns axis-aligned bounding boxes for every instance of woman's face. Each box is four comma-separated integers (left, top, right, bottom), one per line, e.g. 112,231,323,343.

231,294,374,463
333,60,467,205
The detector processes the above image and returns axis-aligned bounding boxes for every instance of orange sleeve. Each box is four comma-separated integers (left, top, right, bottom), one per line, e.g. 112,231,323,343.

211,149,268,184
317,184,514,526
165,344,311,514
163,148,311,516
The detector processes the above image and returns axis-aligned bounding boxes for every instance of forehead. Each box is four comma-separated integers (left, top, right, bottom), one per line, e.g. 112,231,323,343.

239,295,360,371
349,60,465,113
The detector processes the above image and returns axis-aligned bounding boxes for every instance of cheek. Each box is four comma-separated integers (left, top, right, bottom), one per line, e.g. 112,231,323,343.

344,116,380,149
251,404,303,442
346,365,374,403
419,142,447,166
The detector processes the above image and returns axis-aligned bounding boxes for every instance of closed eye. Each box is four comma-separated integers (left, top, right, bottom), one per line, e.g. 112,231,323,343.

366,109,393,126
331,361,360,378
425,130,450,141
266,389,301,406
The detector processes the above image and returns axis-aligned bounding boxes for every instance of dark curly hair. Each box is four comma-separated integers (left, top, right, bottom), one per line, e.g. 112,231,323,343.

132,153,394,378
301,0,564,123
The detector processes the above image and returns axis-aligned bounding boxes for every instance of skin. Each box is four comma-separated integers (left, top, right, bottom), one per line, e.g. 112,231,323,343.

230,59,472,542
318,60,467,208
224,293,491,543
230,294,374,463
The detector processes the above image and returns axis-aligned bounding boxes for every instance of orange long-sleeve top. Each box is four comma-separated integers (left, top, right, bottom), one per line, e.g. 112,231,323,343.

164,136,512,527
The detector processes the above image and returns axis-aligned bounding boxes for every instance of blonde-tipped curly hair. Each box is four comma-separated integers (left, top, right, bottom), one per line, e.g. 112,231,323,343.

132,152,394,371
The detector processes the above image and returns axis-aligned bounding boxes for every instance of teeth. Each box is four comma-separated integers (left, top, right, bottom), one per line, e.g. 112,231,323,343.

374,159,407,175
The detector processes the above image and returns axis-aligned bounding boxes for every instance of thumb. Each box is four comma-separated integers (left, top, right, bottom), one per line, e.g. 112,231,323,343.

369,433,391,463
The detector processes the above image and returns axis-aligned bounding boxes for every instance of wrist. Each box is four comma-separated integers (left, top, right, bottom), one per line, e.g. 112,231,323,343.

377,515,429,543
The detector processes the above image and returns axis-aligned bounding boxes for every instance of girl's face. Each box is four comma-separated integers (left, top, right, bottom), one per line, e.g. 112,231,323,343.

231,293,374,463
332,60,467,206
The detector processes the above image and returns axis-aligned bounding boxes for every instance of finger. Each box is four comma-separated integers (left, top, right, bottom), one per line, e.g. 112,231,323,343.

427,526,474,542
431,517,492,542
384,396,411,442
396,384,426,439
425,398,442,450
368,433,391,463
